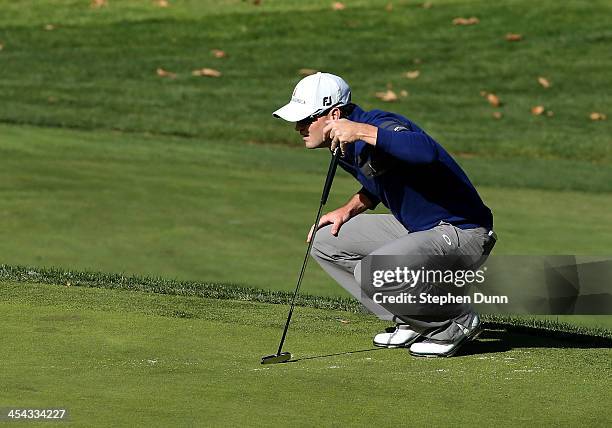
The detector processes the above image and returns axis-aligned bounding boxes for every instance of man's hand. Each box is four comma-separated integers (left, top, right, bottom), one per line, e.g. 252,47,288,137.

323,119,378,154
307,207,351,243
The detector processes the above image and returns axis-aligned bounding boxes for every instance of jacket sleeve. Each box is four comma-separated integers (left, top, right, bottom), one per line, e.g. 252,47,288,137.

358,186,381,210
375,127,439,164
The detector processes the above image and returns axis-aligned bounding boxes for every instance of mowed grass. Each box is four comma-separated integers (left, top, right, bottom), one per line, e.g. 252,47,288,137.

1,124,612,296
1,2,610,425
0,0,610,162
0,0,610,294
1,281,610,426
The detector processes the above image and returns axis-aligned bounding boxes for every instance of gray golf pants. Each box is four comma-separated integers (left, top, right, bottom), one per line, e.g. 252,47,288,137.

311,214,496,339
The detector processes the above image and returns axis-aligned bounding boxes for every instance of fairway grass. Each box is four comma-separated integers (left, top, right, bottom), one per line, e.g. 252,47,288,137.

1,124,611,295
1,281,610,426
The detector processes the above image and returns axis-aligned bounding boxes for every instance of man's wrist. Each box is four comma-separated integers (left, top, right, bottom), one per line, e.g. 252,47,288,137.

357,123,378,146
352,191,374,212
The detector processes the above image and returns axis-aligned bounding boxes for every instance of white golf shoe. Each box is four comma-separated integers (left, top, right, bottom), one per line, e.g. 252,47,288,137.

409,313,482,358
373,324,420,348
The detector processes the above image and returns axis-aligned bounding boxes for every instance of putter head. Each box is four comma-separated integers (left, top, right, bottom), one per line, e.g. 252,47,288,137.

261,352,292,365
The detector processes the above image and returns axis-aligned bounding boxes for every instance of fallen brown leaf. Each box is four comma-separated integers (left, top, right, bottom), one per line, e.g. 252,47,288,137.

0,42,3,51
492,111,503,119
385,3,393,12
479,90,488,97
336,318,350,324
453,17,479,26
413,58,422,64
156,0,169,7
90,0,107,8
44,24,56,31
211,49,227,58
332,2,346,10
505,33,522,42
546,111,554,117
404,70,420,79
400,90,409,97
375,89,398,102
590,112,607,121
537,76,551,88
156,68,176,78
487,93,501,107
192,68,222,77
531,105,545,116
422,2,432,8
298,68,318,76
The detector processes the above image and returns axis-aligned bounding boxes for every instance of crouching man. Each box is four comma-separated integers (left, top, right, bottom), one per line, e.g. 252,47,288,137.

273,72,496,357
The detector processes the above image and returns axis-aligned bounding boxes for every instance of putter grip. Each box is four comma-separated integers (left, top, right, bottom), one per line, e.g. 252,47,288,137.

321,148,341,205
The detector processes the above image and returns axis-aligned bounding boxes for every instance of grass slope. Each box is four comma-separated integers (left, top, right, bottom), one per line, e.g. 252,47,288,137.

1,0,610,293
1,280,611,426
1,125,611,295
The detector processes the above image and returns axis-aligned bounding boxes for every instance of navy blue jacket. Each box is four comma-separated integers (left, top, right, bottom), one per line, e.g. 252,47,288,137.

340,105,493,232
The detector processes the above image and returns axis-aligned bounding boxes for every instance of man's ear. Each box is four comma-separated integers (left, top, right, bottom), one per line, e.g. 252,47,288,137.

330,107,342,120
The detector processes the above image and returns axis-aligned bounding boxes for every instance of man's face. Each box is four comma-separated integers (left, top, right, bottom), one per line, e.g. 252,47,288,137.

295,113,330,149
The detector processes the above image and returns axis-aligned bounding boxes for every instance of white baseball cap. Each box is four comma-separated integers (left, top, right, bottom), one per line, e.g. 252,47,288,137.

273,72,351,122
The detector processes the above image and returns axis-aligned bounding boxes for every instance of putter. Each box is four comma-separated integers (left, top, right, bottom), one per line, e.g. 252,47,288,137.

261,147,342,364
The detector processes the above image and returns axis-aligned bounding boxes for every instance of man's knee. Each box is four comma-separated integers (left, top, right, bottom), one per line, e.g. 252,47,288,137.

310,224,363,266
310,224,337,261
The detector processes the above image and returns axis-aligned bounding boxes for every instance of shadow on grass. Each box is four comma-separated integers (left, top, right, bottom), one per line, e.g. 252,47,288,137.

455,326,612,357
288,326,612,362
289,347,386,363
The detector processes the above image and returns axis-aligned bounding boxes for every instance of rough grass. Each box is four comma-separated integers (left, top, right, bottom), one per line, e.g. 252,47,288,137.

0,0,610,161
2,264,611,339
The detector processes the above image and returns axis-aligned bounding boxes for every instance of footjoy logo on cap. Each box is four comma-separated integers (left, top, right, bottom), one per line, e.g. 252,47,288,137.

322,96,332,106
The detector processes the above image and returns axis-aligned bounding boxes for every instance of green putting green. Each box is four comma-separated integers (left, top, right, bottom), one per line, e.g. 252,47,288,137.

1,280,610,426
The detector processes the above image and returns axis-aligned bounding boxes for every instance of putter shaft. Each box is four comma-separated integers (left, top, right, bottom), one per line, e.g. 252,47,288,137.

268,148,341,361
